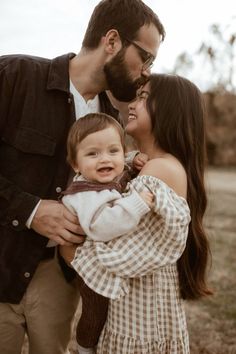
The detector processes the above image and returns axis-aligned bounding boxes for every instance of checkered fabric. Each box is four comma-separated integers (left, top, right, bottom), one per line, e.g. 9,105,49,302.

72,175,191,353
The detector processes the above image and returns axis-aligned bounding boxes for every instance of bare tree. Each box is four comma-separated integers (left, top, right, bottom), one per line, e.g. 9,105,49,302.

171,18,236,93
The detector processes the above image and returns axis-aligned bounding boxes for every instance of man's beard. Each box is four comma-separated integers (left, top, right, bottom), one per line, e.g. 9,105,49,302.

104,48,147,102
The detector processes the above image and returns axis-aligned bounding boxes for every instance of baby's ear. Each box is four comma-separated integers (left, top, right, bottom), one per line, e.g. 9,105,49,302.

71,162,79,174
73,167,80,174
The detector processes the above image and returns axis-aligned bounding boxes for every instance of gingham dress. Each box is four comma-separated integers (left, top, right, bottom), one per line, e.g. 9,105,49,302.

72,175,191,354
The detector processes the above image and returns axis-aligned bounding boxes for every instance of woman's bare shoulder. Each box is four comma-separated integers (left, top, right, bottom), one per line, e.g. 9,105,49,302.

139,157,187,198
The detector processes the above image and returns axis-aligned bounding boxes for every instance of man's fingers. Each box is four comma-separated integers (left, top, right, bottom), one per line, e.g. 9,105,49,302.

63,217,86,236
53,236,73,246
50,229,85,245
63,207,79,224
63,208,86,235
59,226,86,244
31,200,86,243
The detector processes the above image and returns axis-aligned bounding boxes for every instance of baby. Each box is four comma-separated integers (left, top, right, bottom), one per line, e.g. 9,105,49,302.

60,112,152,354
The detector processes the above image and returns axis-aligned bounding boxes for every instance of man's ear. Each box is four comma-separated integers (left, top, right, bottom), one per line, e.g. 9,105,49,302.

103,29,122,54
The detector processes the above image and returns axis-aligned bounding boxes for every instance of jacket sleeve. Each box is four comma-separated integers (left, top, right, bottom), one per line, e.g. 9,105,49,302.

62,187,150,242
0,57,40,231
0,174,40,231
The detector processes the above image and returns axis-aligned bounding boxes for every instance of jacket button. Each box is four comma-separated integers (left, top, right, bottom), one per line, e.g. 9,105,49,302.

56,186,62,193
12,219,19,227
24,272,31,278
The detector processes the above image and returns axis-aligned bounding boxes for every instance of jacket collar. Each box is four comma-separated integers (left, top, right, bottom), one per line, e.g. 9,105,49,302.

47,53,76,92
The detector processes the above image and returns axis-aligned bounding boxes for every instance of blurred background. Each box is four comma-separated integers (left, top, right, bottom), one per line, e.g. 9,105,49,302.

1,1,235,353
1,0,235,165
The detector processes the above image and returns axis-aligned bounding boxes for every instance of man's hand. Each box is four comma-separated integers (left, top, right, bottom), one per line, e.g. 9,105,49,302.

31,200,85,245
133,153,149,170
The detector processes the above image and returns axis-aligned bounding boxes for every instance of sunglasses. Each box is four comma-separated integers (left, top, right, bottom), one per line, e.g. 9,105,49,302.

122,37,155,71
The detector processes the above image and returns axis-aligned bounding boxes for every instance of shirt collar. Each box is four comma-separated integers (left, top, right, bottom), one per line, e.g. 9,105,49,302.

47,53,76,92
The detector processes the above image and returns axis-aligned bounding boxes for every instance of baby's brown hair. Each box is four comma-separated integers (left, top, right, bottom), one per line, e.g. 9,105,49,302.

67,113,125,168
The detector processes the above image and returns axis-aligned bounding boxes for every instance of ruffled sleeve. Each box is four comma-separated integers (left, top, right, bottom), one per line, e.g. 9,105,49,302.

71,175,191,299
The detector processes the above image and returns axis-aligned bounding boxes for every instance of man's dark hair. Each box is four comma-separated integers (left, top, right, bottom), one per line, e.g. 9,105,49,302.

82,0,165,49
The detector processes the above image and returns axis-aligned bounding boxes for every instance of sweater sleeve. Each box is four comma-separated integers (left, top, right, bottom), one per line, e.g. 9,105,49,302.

62,186,150,242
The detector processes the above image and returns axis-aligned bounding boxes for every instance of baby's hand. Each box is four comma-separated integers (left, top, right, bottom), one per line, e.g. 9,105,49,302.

133,153,148,170
139,191,153,207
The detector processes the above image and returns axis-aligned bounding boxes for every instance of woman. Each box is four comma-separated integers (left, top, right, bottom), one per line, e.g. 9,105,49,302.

62,74,212,354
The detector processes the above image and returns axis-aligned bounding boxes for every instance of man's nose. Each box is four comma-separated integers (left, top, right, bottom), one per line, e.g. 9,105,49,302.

141,67,151,77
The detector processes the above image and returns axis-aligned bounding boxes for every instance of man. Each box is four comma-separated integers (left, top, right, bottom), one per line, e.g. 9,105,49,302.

0,0,165,353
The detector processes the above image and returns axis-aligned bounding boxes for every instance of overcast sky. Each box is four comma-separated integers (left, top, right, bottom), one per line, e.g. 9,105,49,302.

0,0,235,90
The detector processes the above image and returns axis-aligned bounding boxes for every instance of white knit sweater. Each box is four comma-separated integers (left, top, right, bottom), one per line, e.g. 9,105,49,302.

62,175,150,242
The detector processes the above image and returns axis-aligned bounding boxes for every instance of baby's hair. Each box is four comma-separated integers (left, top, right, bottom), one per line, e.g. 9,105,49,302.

67,113,125,167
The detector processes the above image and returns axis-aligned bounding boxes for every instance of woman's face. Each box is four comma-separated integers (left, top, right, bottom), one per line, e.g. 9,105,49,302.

125,82,152,140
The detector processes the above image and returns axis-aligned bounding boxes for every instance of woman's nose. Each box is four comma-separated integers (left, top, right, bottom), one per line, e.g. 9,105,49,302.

128,100,136,110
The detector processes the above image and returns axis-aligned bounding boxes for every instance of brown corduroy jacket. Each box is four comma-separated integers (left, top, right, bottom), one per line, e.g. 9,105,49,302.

0,52,119,303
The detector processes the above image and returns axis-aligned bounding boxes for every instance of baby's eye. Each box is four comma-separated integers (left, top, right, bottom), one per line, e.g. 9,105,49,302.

87,151,98,157
110,149,119,154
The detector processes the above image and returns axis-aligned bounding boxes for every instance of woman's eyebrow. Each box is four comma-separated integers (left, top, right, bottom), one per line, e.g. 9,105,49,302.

138,90,150,95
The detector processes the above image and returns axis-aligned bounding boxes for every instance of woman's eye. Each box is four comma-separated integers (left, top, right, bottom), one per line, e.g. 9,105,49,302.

137,91,149,100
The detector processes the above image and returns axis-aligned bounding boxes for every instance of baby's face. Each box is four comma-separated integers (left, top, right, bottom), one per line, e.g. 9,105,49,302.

74,126,125,183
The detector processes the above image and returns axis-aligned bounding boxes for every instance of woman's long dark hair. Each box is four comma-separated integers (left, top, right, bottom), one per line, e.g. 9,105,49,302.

147,74,212,300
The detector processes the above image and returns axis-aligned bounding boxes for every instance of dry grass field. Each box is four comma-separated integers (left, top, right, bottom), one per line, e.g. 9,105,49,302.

22,167,236,354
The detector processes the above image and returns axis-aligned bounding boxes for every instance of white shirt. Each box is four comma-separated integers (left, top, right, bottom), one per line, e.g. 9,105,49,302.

70,79,100,119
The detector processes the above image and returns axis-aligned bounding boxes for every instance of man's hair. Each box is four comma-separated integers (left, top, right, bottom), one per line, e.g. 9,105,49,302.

82,0,165,49
67,113,125,167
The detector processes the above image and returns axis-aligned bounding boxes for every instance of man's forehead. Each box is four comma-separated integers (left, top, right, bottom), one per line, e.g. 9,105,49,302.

136,23,161,58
